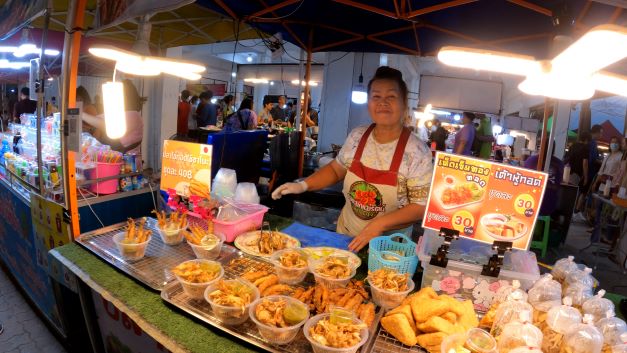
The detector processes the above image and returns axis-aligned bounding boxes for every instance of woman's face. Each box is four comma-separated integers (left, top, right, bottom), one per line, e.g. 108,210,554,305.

265,102,273,110
368,79,405,127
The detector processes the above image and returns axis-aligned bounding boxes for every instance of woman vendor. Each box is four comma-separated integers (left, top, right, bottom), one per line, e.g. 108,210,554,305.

272,66,433,251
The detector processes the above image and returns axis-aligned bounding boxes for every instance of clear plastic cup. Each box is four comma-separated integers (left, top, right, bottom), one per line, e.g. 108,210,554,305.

188,233,225,260
112,231,151,261
173,260,224,300
368,276,415,309
271,249,309,285
441,329,497,353
308,258,356,289
204,279,259,325
156,222,187,245
303,313,369,353
249,295,310,345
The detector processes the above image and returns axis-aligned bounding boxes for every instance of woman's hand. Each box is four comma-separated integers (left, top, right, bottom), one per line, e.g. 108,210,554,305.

271,181,308,200
348,220,384,252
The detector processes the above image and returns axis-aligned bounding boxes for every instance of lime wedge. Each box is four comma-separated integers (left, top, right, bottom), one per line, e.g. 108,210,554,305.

329,307,354,325
201,234,219,248
283,303,308,325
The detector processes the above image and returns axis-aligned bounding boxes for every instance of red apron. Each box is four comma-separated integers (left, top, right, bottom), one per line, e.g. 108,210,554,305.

337,124,411,237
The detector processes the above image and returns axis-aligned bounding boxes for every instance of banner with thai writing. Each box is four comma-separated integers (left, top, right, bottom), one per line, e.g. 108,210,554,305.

161,140,211,199
422,152,548,250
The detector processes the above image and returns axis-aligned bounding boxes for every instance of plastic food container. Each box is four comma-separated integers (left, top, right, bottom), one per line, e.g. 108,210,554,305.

204,279,260,325
112,231,151,261
441,328,497,353
156,223,187,245
188,233,225,260
417,229,540,313
303,313,369,353
368,276,415,309
309,258,356,289
249,295,309,345
174,260,224,300
213,205,268,242
271,249,309,285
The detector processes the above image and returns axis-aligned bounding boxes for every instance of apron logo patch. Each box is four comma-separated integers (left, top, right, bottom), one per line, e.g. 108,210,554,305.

348,181,386,220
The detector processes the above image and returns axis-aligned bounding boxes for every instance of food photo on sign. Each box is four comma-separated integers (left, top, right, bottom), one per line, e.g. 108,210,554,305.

423,152,548,250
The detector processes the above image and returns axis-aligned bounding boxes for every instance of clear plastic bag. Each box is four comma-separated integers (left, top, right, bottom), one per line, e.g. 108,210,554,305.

561,314,604,353
491,291,535,337
583,290,616,323
564,282,594,307
497,311,544,353
552,255,578,282
528,274,562,312
546,297,582,334
565,266,595,289
494,279,528,305
596,311,627,347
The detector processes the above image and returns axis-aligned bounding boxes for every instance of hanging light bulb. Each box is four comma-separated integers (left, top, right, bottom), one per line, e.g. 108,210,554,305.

102,82,126,139
352,53,367,104
246,54,253,63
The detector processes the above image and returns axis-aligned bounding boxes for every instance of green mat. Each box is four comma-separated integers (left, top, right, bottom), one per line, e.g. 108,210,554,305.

53,213,295,353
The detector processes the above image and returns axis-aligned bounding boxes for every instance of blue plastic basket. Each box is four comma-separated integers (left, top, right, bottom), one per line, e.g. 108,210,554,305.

368,233,419,275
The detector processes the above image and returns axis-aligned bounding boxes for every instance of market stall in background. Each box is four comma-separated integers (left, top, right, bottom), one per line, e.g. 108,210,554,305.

0,1,627,353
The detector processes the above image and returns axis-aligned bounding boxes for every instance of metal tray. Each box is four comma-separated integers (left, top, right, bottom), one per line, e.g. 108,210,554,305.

370,326,427,353
161,249,382,353
76,217,200,290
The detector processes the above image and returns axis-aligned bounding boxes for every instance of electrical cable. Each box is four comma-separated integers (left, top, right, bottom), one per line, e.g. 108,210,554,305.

247,0,306,20
78,187,105,228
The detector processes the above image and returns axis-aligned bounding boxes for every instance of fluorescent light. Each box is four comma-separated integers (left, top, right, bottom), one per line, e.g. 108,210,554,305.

351,91,367,104
89,45,205,80
243,78,269,84
518,70,595,100
453,114,461,121
291,79,318,86
231,71,237,78
13,43,37,57
0,59,30,69
102,82,126,139
270,81,274,86
47,77,53,81
44,49,60,56
246,55,253,63
552,24,627,76
592,71,627,97
438,46,540,76
493,125,503,134
430,109,451,116
424,104,432,114
0,46,17,53
210,98,217,104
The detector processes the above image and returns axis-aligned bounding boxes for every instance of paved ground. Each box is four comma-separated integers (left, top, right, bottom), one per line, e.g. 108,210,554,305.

0,268,67,353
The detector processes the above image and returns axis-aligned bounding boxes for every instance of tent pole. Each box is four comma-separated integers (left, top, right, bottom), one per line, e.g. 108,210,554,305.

537,98,551,171
298,28,313,178
36,7,51,194
60,0,86,239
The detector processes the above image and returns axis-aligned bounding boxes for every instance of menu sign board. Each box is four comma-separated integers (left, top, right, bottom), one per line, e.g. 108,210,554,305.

161,140,212,198
422,152,548,250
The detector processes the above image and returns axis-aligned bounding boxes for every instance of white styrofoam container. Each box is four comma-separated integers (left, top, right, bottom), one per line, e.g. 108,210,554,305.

417,229,540,312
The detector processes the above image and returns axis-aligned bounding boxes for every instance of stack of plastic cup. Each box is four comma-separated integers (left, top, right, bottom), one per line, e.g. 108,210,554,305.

211,168,237,200
234,182,260,204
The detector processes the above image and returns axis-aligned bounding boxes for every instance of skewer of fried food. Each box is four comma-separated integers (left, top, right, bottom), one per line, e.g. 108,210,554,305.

126,218,136,242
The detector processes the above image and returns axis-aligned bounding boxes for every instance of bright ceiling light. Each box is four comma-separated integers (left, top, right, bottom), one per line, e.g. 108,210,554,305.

43,49,60,56
438,47,540,76
0,59,30,69
210,98,217,104
291,79,318,86
351,74,367,104
430,109,451,116
243,78,269,84
438,24,627,100
592,71,627,97
246,54,253,63
0,46,17,53
270,81,274,86
231,71,237,78
102,82,126,139
89,45,205,80
13,43,38,57
493,125,503,134
453,114,461,121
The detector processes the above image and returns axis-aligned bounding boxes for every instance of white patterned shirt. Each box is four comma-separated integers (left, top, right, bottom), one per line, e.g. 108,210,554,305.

336,125,433,207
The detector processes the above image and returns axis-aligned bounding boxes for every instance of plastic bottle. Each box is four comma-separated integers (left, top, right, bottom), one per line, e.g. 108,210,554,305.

0,139,9,167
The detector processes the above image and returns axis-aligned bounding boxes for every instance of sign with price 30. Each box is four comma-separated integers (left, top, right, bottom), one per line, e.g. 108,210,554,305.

422,152,548,250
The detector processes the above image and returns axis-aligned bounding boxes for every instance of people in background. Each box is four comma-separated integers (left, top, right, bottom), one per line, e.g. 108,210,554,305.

258,96,273,125
589,124,603,183
285,101,294,121
81,79,144,154
225,98,257,131
474,114,494,159
188,95,199,131
594,136,624,190
196,90,217,127
272,66,433,252
177,90,191,136
13,87,37,121
76,86,99,136
94,94,103,114
430,119,448,151
46,96,58,115
523,141,564,216
453,112,476,156
570,132,591,220
270,95,287,123
220,94,234,126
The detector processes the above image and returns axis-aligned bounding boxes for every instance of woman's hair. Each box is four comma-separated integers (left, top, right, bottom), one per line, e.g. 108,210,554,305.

263,95,272,106
223,94,234,104
122,79,142,111
190,95,199,104
367,66,408,105
76,86,92,105
239,98,253,111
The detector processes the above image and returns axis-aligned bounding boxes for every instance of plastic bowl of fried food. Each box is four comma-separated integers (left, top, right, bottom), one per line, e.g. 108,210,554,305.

153,209,188,245
309,256,356,289
304,313,369,353
249,295,310,345
172,259,223,300
205,279,260,325
271,249,309,285
185,227,225,260
113,231,152,261
367,268,415,309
